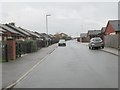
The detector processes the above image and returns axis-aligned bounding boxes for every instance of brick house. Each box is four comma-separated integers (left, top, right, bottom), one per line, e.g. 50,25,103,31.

105,20,120,35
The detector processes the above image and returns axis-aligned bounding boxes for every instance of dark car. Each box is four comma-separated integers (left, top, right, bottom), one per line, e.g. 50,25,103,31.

58,39,66,46
89,37,104,49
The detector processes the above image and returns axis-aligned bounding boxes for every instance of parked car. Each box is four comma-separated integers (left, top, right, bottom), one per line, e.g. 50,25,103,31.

58,39,66,46
77,37,80,42
89,37,104,49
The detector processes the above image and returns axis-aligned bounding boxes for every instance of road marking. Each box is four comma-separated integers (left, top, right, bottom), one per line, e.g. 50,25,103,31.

2,48,56,90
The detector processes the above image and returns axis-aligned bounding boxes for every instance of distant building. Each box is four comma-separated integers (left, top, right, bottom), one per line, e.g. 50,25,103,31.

87,30,102,41
80,33,88,42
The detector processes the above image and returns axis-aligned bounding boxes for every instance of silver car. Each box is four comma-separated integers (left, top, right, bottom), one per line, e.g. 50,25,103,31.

58,39,66,46
89,37,104,49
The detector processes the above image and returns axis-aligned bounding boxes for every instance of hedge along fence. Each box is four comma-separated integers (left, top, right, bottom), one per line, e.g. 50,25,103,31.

16,39,53,57
23,40,38,53
2,39,45,62
16,39,38,56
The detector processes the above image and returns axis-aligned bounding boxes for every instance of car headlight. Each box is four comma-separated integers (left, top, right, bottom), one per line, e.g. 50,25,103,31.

92,43,95,45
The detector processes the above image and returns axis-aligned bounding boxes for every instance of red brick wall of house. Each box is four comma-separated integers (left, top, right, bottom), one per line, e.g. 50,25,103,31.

105,23,115,35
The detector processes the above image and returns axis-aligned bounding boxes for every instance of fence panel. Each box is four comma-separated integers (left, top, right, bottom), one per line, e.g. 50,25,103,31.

104,34,118,49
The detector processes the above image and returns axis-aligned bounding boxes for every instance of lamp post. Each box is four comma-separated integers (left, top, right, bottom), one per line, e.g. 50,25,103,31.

46,14,51,34
46,14,51,46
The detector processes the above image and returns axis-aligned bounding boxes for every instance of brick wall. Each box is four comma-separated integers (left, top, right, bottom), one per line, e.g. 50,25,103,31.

105,23,115,35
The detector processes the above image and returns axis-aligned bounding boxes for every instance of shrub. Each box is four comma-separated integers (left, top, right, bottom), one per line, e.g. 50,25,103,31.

24,40,38,53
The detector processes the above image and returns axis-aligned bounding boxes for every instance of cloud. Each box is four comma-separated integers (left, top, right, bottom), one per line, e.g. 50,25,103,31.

1,2,118,36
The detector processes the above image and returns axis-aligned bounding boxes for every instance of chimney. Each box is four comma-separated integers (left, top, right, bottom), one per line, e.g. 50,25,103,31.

9,22,15,26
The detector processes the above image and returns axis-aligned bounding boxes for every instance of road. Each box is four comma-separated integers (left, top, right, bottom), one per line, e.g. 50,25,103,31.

13,40,118,88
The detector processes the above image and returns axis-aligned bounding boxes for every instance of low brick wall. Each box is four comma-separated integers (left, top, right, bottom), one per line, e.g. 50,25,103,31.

104,34,118,49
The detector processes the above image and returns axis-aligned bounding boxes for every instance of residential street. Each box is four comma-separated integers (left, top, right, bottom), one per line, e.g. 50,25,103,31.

13,40,118,88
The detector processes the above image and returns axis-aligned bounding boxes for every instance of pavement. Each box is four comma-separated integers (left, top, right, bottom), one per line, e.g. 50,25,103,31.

80,42,119,56
2,44,58,89
101,47,118,56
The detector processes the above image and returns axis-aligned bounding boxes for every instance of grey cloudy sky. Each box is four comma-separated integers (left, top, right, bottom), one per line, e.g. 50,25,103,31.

1,2,118,37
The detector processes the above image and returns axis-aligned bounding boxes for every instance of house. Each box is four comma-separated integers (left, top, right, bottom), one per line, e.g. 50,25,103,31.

54,32,72,41
40,33,51,40
104,20,120,49
0,23,24,41
48,34,59,44
5,23,31,40
100,27,106,42
19,27,40,40
39,33,52,47
101,27,106,34
34,32,46,40
80,33,88,42
87,30,102,41
104,20,120,35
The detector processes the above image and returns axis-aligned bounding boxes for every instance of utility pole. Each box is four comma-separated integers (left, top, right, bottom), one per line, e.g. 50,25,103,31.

46,14,51,46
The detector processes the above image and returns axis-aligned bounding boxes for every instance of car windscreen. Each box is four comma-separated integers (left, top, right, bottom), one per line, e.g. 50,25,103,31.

94,38,102,42
59,40,65,43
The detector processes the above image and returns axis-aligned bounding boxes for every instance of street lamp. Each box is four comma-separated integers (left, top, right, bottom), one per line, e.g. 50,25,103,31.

46,14,51,34
46,14,51,47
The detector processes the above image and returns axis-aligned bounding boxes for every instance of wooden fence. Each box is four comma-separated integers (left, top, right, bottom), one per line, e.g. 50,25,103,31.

104,34,119,49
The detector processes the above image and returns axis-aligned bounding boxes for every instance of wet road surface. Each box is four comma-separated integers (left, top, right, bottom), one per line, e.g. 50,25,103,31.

14,40,118,88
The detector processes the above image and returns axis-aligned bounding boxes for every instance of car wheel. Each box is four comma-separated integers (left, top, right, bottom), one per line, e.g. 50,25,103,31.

91,47,93,50
89,46,91,49
102,46,104,49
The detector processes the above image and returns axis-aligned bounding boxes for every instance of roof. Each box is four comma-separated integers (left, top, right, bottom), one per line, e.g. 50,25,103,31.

49,34,55,38
41,33,49,37
6,24,30,36
34,32,44,38
101,27,106,33
60,33,68,37
0,23,20,34
0,27,6,32
41,33,51,39
30,31,40,38
88,30,101,35
0,30,3,34
19,27,40,38
80,33,87,37
108,20,120,31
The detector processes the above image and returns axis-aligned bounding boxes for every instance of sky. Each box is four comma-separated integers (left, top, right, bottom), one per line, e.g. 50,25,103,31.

0,2,118,37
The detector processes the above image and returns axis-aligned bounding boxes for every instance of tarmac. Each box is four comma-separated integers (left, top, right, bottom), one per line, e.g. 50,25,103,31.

1,42,119,89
